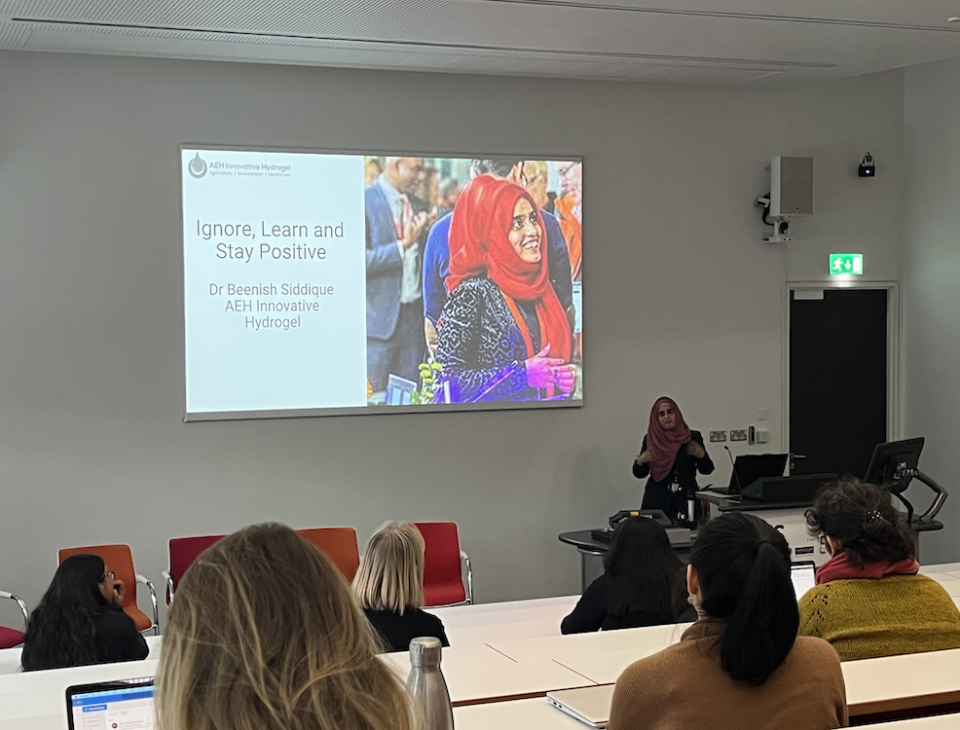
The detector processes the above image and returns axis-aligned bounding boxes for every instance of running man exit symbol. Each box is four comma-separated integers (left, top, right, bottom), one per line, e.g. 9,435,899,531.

829,253,863,276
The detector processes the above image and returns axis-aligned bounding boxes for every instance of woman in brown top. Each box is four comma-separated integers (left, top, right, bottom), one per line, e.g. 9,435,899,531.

608,513,848,730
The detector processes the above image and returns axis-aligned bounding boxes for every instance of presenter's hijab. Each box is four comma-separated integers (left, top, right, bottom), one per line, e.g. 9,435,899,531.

445,175,572,361
647,397,692,482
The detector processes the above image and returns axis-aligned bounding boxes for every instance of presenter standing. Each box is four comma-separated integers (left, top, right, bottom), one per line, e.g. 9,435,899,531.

633,397,714,524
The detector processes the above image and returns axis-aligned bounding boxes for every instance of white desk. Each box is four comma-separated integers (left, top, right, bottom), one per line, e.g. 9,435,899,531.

843,647,960,717
0,635,161,676
454,696,585,730
0,658,158,730
430,595,577,646
874,715,960,729
488,622,689,684
381,643,595,706
454,698,960,730
453,646,960,729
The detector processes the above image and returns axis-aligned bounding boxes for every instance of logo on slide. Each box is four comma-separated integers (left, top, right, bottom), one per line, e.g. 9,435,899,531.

187,152,208,179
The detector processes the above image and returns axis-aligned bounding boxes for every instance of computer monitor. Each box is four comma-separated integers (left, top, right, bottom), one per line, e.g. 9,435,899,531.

863,437,924,494
728,453,789,494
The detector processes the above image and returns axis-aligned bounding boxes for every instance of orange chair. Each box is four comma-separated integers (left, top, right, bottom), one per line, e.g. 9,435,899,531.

414,522,473,607
296,527,361,583
58,545,159,635
162,534,226,605
0,590,28,649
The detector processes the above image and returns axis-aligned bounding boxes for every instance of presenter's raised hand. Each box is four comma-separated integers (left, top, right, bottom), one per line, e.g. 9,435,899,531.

636,449,655,465
525,344,565,389
685,440,706,459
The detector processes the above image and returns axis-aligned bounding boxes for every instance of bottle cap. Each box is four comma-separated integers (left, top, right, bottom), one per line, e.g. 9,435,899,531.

409,636,442,667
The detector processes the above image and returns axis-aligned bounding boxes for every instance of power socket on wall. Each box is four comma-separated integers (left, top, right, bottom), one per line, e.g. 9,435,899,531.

730,429,748,441
709,431,727,442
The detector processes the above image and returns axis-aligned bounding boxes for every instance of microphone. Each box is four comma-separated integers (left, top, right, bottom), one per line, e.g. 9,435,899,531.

725,445,743,494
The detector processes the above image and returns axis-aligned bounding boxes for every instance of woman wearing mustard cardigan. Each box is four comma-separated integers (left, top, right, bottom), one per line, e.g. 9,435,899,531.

798,478,960,661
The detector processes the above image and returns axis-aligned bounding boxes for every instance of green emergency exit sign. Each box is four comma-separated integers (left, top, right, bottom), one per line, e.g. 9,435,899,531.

829,253,863,276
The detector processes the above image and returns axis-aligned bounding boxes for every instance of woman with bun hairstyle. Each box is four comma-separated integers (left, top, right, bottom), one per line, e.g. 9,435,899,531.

633,397,713,523
608,512,847,730
561,516,694,634
798,477,960,661
155,523,414,730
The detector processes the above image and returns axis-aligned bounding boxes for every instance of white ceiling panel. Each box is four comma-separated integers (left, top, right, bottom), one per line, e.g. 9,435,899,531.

3,0,960,84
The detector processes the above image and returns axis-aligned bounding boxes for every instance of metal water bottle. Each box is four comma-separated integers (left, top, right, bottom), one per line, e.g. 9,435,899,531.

407,637,454,730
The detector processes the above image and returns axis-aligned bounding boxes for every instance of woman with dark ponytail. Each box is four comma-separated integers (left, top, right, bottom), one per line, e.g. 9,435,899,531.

607,513,847,730
798,478,960,661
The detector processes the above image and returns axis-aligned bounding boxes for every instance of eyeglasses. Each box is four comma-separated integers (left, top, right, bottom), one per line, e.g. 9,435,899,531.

100,570,115,582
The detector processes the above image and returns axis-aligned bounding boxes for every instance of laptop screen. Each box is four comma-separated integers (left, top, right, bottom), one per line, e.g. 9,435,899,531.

67,678,154,730
728,454,788,493
791,562,817,598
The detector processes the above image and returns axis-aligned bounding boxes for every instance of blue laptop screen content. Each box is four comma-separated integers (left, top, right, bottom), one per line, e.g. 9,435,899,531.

71,685,154,730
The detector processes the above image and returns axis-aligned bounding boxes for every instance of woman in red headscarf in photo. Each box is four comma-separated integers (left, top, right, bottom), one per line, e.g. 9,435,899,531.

633,397,714,524
435,175,576,402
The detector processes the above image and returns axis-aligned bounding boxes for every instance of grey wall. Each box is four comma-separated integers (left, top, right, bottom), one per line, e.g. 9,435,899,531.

0,51,907,624
903,57,960,563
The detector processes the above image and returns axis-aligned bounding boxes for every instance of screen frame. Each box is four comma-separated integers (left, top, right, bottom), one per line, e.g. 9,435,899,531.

863,437,924,494
66,678,154,730
179,144,584,422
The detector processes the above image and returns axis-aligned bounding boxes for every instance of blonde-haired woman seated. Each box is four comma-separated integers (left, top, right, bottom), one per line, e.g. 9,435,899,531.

155,523,414,730
354,522,449,653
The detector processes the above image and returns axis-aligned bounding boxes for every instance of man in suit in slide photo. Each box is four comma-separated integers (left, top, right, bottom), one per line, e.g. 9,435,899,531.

364,157,435,396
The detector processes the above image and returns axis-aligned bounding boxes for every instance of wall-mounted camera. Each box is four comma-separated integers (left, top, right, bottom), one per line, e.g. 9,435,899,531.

858,152,876,178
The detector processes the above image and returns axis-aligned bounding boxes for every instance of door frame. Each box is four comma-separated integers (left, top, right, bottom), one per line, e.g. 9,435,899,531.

782,280,901,471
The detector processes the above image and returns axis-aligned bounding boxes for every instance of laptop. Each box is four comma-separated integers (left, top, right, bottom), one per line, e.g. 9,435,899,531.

547,684,615,728
67,677,155,730
712,453,788,496
791,560,817,598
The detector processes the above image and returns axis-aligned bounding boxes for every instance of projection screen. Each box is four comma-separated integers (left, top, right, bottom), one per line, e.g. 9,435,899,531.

181,147,583,420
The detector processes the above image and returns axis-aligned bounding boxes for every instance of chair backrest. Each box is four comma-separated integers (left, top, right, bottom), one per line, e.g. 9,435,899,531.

0,626,23,649
57,544,150,631
414,522,466,606
169,535,226,590
296,527,361,583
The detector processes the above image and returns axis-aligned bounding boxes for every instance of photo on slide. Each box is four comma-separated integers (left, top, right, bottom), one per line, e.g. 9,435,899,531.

181,148,582,420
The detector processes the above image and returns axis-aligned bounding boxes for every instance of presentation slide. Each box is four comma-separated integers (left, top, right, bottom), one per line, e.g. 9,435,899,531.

181,149,583,419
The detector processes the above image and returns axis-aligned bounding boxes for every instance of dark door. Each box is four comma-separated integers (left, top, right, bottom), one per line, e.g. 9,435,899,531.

789,289,888,478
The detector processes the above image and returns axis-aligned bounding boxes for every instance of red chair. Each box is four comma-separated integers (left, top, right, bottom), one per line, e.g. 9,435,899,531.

58,545,159,635
163,534,226,605
297,527,361,583
0,591,28,649
414,522,473,607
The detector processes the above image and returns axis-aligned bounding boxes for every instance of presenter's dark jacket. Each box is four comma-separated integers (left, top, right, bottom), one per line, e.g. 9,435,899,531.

363,607,450,653
632,430,713,517
560,576,694,634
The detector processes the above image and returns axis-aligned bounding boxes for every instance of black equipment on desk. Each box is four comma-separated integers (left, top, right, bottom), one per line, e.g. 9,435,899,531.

863,437,948,524
712,452,788,496
591,509,672,542
740,473,838,503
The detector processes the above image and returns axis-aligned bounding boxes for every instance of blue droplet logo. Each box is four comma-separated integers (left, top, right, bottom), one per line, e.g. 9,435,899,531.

188,152,208,179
